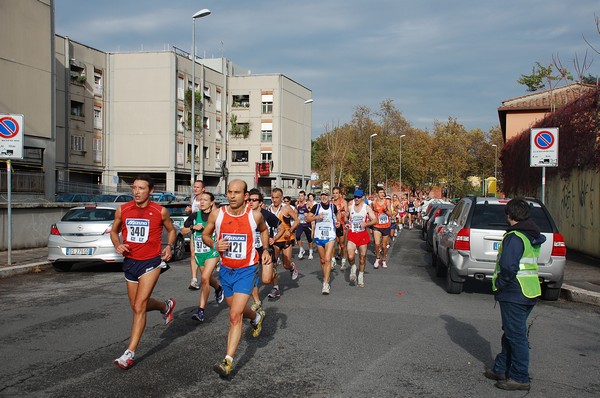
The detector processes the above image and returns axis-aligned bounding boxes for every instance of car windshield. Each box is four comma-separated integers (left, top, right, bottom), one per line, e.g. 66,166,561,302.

166,206,188,216
62,208,115,222
470,203,553,232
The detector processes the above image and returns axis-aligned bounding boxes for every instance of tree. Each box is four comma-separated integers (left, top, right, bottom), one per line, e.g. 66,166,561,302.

517,61,571,92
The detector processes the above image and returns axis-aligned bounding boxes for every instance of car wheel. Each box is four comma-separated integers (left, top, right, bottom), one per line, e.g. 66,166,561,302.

446,265,463,294
172,235,186,261
52,261,73,272
541,285,561,301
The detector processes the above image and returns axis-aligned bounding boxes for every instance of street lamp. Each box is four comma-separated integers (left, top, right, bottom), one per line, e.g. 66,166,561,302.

492,144,498,197
398,134,406,196
369,133,378,197
190,8,211,186
302,98,313,191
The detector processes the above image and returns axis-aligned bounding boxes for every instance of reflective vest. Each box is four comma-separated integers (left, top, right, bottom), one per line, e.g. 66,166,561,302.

492,230,541,298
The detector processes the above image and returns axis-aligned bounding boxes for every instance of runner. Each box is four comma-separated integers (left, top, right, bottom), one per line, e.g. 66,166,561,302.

181,192,224,322
331,186,348,270
407,195,417,229
371,187,393,269
345,189,377,288
248,188,283,311
202,179,272,377
185,180,205,290
295,190,314,260
306,191,339,294
267,188,300,299
110,174,177,370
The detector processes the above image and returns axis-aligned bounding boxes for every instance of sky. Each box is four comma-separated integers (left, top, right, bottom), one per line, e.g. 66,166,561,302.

55,0,600,138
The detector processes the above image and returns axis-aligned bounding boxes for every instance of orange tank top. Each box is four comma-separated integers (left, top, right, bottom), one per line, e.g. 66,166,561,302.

372,199,391,228
215,206,259,268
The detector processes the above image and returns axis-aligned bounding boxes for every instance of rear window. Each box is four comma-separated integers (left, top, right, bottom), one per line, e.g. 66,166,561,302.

470,203,553,232
62,208,115,222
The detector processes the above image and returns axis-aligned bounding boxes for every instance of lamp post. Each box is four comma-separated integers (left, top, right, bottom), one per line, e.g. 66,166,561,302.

302,98,313,191
190,8,211,186
398,134,406,196
492,144,498,197
369,133,378,197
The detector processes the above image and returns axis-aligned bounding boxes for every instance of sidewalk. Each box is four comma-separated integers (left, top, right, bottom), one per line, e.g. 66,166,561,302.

1,245,600,306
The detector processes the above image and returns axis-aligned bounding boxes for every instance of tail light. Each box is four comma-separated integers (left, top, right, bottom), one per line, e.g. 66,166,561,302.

50,224,60,236
551,233,567,256
454,228,470,251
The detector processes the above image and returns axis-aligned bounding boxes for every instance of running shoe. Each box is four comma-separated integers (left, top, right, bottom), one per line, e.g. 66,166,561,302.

330,257,336,270
215,286,224,304
373,259,380,269
267,287,281,299
114,349,135,370
250,300,263,312
192,308,205,322
357,273,365,288
251,309,266,337
298,248,305,259
340,258,347,271
163,298,176,325
291,262,299,280
189,278,200,290
349,264,357,284
382,261,388,269
322,282,330,295
308,250,314,260
213,358,233,377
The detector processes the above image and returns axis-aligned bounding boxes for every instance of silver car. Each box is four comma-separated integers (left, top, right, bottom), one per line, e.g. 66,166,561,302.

435,196,566,300
47,203,186,271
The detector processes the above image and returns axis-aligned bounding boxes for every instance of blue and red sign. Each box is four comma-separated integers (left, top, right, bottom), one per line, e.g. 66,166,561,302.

0,114,24,159
530,127,558,167
533,130,555,150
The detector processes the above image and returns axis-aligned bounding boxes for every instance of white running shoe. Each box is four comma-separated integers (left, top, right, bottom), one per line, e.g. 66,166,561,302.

357,273,365,288
308,250,314,260
114,349,135,370
349,264,357,284
291,262,299,280
330,257,336,270
322,283,330,295
340,258,347,271
374,259,380,269
382,260,388,269
298,248,305,259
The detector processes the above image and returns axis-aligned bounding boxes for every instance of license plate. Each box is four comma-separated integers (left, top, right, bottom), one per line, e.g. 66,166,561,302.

66,248,93,255
493,242,499,251
174,220,184,228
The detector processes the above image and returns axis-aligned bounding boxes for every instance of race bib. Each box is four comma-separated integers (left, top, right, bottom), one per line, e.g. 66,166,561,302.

194,233,210,253
351,215,364,232
316,225,333,240
222,233,247,260
378,213,389,224
125,219,149,243
254,230,263,248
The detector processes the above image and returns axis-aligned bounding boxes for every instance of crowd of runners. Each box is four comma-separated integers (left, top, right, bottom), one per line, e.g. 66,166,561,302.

110,175,427,376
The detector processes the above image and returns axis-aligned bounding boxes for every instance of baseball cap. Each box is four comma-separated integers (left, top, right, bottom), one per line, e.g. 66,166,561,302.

354,189,364,197
321,191,329,196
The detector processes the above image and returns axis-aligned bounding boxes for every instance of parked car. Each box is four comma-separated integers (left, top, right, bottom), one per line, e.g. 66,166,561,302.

149,192,177,203
431,209,453,269
421,198,451,222
163,202,192,246
47,203,186,271
434,196,566,300
94,193,133,202
55,193,94,202
423,203,455,250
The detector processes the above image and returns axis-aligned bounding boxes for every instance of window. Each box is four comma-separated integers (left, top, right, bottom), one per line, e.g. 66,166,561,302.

261,94,273,113
204,146,209,160
232,150,248,163
93,136,102,162
203,116,209,130
177,109,184,132
204,86,211,99
260,151,272,163
261,122,272,142
177,75,185,100
187,144,199,163
232,94,250,108
177,141,184,165
93,107,102,129
216,89,222,112
71,135,85,152
71,101,84,117
93,72,103,96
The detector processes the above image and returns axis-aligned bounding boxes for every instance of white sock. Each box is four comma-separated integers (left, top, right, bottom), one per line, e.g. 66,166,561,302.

253,311,262,325
225,355,233,364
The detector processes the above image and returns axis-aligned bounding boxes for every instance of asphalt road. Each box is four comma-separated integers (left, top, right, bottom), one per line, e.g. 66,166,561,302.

1,228,599,397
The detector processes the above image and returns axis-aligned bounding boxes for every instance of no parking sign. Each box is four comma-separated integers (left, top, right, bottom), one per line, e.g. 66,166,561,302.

530,127,558,167
0,114,24,160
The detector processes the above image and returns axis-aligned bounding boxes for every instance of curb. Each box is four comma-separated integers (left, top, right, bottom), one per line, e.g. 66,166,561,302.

0,262,51,279
561,284,600,307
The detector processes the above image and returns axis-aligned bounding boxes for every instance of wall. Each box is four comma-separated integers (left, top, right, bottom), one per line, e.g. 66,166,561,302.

541,169,599,258
0,203,73,250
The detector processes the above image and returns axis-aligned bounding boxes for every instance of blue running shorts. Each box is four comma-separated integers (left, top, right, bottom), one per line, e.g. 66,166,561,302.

219,265,259,297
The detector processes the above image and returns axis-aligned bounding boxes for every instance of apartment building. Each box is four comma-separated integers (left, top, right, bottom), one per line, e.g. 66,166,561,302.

1,0,312,198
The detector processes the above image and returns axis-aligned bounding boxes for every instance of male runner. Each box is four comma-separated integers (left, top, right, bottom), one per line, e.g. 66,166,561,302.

371,187,393,269
345,189,377,287
202,179,272,377
267,188,300,299
110,174,177,370
295,190,314,260
306,191,339,294
331,186,348,270
185,180,205,290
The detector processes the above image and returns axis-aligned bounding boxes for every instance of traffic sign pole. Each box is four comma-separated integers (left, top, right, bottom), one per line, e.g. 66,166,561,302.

530,127,558,204
6,160,12,265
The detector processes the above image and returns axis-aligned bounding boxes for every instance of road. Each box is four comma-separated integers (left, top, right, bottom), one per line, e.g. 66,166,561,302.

1,228,599,397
